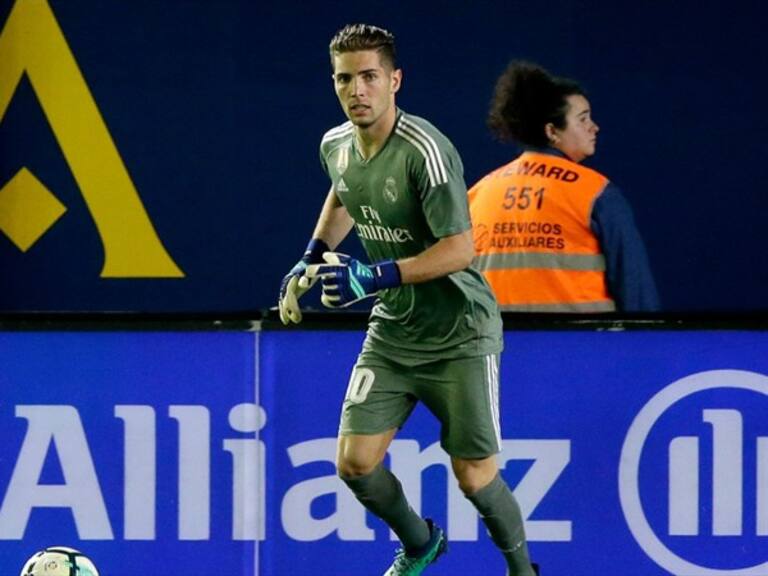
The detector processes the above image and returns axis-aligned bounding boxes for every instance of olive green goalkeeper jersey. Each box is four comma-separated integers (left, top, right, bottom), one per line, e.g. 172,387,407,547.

320,110,502,363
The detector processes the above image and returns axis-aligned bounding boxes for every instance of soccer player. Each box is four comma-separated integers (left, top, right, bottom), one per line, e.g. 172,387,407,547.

278,24,537,576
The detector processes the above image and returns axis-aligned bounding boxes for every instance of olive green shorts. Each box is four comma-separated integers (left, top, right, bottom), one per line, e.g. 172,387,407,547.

338,350,502,459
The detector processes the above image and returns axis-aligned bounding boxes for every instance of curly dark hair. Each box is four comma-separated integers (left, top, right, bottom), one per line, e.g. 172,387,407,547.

487,61,585,147
329,24,397,71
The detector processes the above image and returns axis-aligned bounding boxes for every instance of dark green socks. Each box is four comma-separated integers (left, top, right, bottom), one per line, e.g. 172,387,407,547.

341,465,431,554
466,473,536,576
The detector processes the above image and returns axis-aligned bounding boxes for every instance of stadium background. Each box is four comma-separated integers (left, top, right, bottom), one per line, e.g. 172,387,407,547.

2,1,768,575
0,0,765,313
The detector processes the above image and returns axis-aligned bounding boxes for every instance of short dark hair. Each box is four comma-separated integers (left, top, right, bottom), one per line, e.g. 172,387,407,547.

329,24,397,71
487,60,585,147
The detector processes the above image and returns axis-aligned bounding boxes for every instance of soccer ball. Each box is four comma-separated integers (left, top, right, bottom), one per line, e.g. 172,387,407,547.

19,546,99,576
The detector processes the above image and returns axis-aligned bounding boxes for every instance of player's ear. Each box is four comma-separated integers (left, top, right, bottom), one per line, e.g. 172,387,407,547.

390,68,402,94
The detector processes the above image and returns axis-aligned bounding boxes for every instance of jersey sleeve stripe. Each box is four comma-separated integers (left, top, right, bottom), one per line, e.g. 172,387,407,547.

399,118,449,184
397,122,446,186
395,126,440,187
324,121,353,137
321,122,354,145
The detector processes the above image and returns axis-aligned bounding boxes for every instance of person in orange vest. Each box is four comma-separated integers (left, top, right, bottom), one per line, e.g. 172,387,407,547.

468,61,659,312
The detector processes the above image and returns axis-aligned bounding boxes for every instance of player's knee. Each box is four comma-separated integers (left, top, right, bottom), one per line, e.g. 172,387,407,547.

336,454,378,478
452,458,499,495
457,474,488,495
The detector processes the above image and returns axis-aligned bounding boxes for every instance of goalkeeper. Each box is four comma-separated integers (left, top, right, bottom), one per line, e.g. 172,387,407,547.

278,23,537,576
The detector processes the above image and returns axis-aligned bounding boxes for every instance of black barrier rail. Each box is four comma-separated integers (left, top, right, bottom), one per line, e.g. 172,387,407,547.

0,311,260,332
2,309,768,331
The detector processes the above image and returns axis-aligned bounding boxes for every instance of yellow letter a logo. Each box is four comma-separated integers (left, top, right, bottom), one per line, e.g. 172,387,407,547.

0,0,183,277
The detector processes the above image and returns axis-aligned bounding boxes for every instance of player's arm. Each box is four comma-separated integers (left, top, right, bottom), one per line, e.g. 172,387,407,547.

396,132,475,284
310,187,355,250
278,187,354,324
306,228,474,309
396,228,474,284
306,230,473,309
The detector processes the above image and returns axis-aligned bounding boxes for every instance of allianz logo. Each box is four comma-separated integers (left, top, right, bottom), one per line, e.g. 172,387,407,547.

620,369,768,575
0,403,263,541
0,402,571,543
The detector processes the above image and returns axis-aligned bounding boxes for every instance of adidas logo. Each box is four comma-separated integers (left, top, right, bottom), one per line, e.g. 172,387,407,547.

337,178,349,192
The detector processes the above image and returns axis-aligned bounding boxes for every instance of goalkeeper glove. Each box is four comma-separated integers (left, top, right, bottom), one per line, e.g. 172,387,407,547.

306,252,401,308
278,238,329,325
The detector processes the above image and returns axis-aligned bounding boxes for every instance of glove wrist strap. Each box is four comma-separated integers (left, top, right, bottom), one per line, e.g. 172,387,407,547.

373,260,402,290
303,238,330,263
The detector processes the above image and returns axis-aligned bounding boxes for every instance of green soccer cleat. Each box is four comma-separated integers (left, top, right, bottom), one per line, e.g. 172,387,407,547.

383,519,447,576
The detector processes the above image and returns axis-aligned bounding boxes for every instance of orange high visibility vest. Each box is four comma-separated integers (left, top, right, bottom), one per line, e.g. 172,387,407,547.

468,151,615,312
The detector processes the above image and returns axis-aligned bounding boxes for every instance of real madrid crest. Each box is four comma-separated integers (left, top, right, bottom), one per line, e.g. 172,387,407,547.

336,144,349,175
383,176,398,204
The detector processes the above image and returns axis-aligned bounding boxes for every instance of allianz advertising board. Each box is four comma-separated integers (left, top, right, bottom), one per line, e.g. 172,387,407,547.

2,328,768,575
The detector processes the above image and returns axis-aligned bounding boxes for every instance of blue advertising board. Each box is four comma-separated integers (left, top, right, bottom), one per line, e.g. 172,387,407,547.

3,325,768,575
259,328,768,576
0,331,259,575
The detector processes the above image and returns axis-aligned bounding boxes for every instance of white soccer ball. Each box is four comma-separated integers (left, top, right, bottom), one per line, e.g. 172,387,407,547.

20,546,99,576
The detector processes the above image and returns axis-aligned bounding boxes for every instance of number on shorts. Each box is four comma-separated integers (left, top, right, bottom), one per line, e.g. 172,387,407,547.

346,367,375,404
